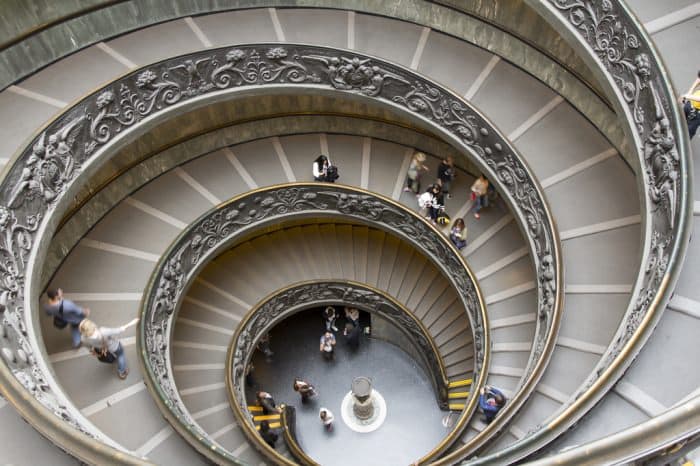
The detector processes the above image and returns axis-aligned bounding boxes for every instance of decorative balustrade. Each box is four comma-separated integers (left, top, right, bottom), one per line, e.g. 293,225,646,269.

0,43,561,462
225,279,455,463
140,184,487,463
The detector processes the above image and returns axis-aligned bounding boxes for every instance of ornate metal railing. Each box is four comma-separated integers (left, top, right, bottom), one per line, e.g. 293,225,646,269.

224,279,456,464
228,279,451,408
0,43,560,463
280,404,319,466
140,184,487,464
526,393,700,466
451,1,694,464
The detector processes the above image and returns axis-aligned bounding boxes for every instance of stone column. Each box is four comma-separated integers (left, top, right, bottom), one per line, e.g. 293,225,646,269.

351,377,374,420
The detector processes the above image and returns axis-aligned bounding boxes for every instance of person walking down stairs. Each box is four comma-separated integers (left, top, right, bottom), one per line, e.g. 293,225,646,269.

404,151,429,194
44,288,90,349
471,175,490,219
259,420,278,448
79,317,138,379
450,218,468,250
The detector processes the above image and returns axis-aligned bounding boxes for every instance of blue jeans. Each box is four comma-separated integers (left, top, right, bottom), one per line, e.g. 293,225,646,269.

70,324,81,348
114,343,127,375
474,195,489,212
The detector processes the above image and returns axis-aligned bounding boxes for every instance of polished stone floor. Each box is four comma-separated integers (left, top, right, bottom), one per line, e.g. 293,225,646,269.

247,310,450,466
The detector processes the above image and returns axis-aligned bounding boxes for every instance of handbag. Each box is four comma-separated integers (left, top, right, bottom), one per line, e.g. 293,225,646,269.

52,300,68,329
96,349,116,364
95,336,116,364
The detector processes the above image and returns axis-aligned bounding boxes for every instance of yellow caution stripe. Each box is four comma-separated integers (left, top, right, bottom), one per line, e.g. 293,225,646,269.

448,391,469,399
253,414,281,421
448,403,466,410
248,406,263,412
255,422,281,430
448,379,472,388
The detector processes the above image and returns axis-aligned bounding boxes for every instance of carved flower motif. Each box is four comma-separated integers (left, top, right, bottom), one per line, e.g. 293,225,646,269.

634,53,651,77
601,0,612,12
456,126,472,139
25,214,38,229
302,192,317,200
266,47,288,60
259,196,275,207
225,209,240,220
500,171,514,186
570,8,586,25
96,90,114,109
410,98,427,111
0,206,9,228
226,49,246,63
136,70,157,88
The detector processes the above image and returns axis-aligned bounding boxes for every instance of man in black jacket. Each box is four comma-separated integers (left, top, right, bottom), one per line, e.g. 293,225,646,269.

259,420,278,448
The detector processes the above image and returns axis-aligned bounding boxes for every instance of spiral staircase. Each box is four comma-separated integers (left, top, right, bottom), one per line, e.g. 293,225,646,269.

0,1,698,465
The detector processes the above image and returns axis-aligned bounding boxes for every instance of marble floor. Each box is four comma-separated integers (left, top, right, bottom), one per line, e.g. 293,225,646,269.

247,310,451,465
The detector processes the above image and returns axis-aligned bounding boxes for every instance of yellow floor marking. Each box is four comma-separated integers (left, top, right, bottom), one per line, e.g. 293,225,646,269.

448,379,472,388
253,414,281,421
255,422,281,430
248,406,263,412
448,391,469,399
448,403,466,410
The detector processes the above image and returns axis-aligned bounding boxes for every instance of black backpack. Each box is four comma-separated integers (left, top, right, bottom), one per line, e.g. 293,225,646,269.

325,165,339,182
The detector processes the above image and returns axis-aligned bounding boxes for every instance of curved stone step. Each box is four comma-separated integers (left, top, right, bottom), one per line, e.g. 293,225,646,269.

0,5,669,464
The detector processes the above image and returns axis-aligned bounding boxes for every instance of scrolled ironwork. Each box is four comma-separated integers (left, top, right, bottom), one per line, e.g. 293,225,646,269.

228,279,451,413
0,43,559,462
448,1,693,464
238,281,452,465
141,184,486,463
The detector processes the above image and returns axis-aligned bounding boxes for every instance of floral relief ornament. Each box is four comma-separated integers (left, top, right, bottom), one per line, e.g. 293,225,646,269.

211,47,319,87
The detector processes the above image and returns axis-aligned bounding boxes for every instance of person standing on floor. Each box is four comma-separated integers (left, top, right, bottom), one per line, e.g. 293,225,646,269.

404,152,429,194
343,322,361,351
323,306,338,332
437,156,456,199
319,331,336,361
344,307,360,327
450,218,468,250
259,420,278,448
79,317,138,379
319,407,334,431
293,378,317,403
471,174,490,219
44,288,90,349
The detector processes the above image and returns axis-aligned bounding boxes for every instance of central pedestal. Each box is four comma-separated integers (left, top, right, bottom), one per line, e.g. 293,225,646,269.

341,377,387,433
351,377,374,420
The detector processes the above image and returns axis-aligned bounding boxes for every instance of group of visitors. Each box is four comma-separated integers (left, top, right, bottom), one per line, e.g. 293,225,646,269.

320,306,361,360
255,379,334,449
405,152,499,251
252,305,363,449
44,288,136,380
